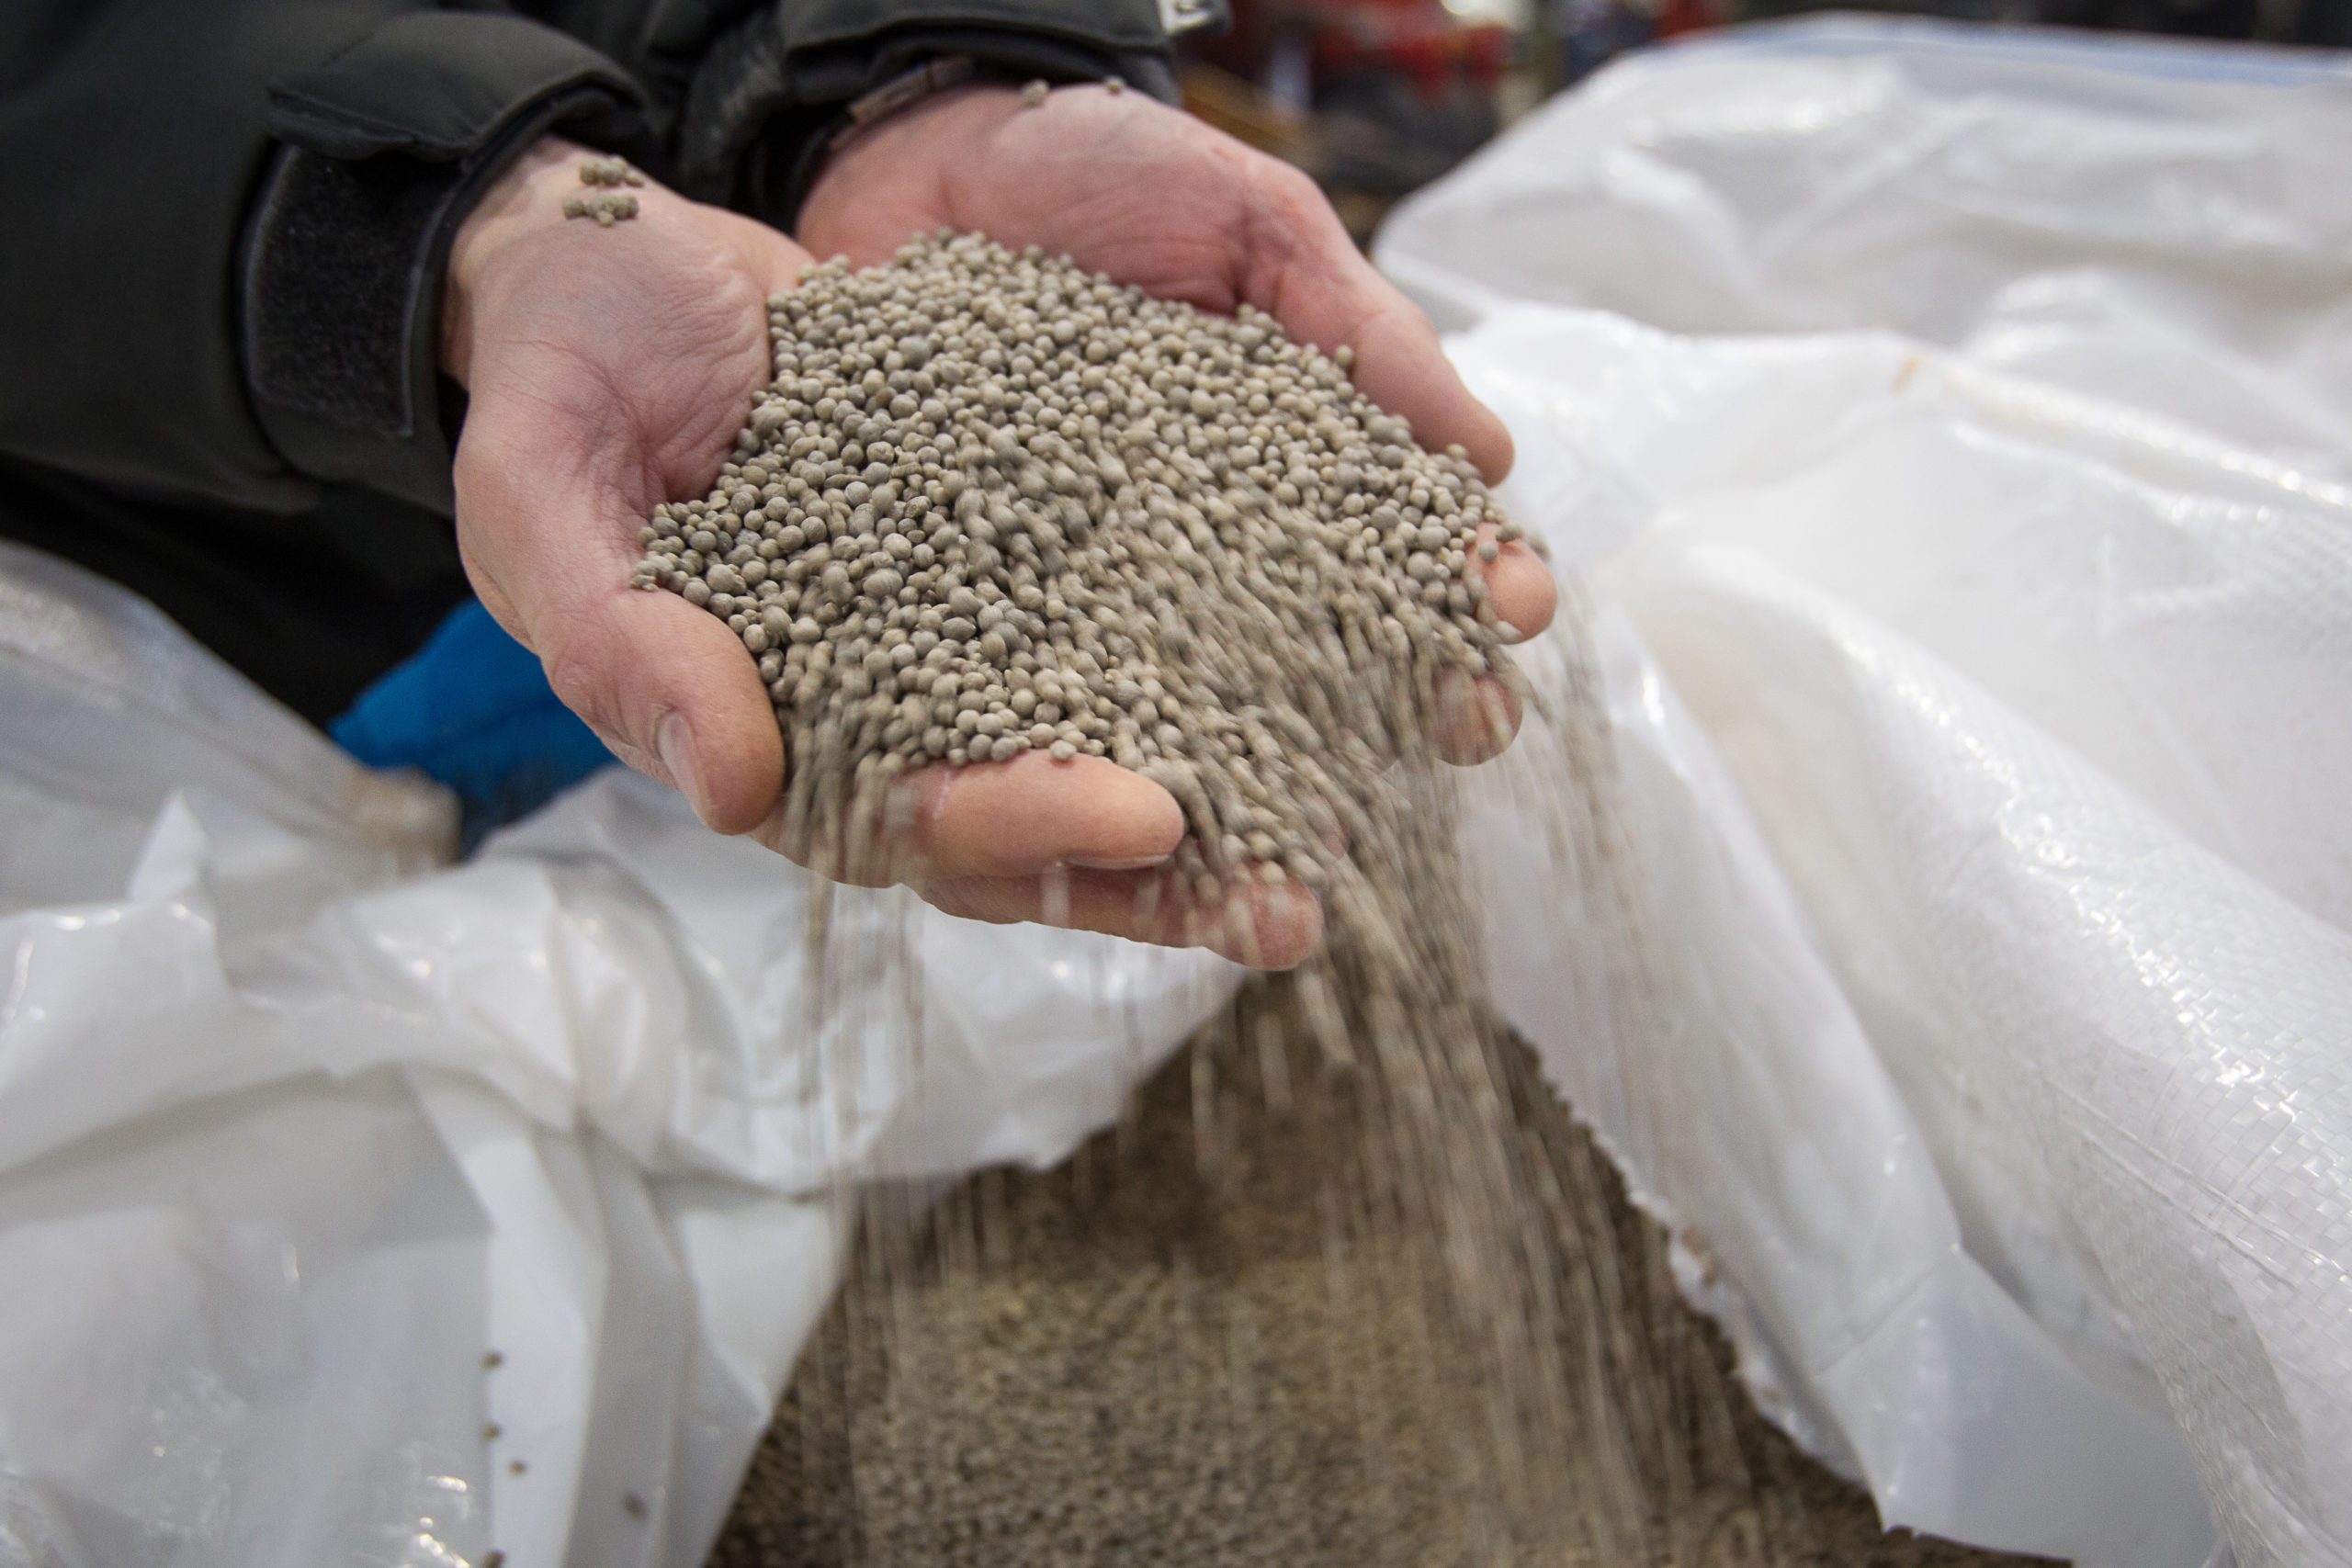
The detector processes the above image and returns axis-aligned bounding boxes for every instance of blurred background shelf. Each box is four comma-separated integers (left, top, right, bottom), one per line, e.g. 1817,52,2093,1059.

1177,0,2352,246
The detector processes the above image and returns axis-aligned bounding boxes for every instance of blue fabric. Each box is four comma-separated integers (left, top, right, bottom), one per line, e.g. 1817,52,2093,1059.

330,599,614,843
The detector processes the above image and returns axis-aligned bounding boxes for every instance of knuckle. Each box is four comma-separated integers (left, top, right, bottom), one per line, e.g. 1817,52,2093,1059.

539,631,624,739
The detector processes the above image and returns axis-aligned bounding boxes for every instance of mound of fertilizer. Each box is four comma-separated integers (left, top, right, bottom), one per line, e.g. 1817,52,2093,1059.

632,234,2065,1568
654,233,1635,1558
710,980,2051,1568
634,231,1533,903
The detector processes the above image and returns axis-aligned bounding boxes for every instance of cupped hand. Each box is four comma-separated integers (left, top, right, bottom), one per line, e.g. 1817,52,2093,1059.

797,84,1518,482
440,137,1249,955
787,85,1559,965
445,124,1555,974
445,136,803,834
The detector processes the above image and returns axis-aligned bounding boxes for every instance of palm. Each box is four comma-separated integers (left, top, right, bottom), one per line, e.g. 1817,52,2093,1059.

467,255,768,533
793,88,1558,965
797,85,1515,480
805,91,1289,295
447,138,814,820
444,129,1552,973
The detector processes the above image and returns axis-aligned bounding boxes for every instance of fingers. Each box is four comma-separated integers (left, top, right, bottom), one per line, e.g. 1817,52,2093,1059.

922,862,1326,971
1238,161,1515,484
743,742,1323,966
541,583,785,832
745,750,1189,882
1341,289,1516,487
1419,525,1552,765
1432,669,1523,767
1471,526,1556,644
907,751,1187,875
457,422,786,833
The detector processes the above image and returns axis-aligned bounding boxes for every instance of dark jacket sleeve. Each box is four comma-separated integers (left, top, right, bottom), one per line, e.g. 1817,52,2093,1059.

666,0,1198,228
0,1,645,517
0,0,1206,525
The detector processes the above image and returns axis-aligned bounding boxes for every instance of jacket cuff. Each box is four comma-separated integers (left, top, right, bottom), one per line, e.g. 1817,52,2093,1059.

241,13,648,515
676,1,1225,231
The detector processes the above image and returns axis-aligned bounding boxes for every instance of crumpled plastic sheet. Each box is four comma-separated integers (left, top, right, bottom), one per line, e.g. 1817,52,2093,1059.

6,23,2348,1568
0,540,1238,1568
1379,16,2352,481
1402,22,2351,1568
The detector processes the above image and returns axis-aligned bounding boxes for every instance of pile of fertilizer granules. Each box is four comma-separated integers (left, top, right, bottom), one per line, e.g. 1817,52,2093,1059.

708,979,2053,1568
634,231,1534,907
647,233,1824,1563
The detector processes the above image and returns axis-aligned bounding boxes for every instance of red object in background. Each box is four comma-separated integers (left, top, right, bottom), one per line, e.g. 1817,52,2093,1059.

1295,0,1515,95
1651,0,1732,38
1197,0,1516,101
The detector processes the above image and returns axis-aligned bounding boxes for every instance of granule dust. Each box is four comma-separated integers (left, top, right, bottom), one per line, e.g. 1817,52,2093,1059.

708,978,2056,1568
634,231,1532,920
654,235,2035,1565
563,190,640,225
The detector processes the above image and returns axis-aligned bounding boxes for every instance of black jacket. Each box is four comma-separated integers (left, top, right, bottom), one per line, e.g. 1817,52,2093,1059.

0,0,1196,722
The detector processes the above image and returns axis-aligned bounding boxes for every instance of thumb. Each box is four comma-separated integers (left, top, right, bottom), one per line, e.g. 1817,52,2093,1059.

535,577,783,833
455,412,784,834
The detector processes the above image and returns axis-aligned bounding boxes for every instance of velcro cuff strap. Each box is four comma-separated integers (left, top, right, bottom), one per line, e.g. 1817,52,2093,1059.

245,15,649,513
266,11,642,162
678,0,1210,224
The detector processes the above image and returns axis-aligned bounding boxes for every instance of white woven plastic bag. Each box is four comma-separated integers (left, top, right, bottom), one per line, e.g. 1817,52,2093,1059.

1401,23,2352,1566
0,541,1235,1568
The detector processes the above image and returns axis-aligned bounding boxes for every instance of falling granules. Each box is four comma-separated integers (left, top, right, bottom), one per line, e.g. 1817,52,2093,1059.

634,232,1536,931
709,979,2057,1568
649,234,1693,1560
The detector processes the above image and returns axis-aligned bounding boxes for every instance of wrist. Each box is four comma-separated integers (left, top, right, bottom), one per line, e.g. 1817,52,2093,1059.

439,134,589,387
801,79,1013,210
687,15,1185,236
823,55,981,159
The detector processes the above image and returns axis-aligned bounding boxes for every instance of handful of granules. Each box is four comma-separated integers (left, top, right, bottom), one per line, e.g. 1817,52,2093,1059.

633,231,1535,902
646,232,1606,1553
561,156,644,224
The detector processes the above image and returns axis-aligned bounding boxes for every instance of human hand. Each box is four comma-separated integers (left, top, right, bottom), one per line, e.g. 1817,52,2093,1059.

439,137,1272,961
443,135,805,837
445,124,1553,974
790,85,1559,966
797,84,1522,483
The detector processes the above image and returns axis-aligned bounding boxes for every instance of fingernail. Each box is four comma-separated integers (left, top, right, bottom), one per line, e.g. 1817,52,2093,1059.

657,712,711,821
1069,852,1173,872
884,771,933,837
